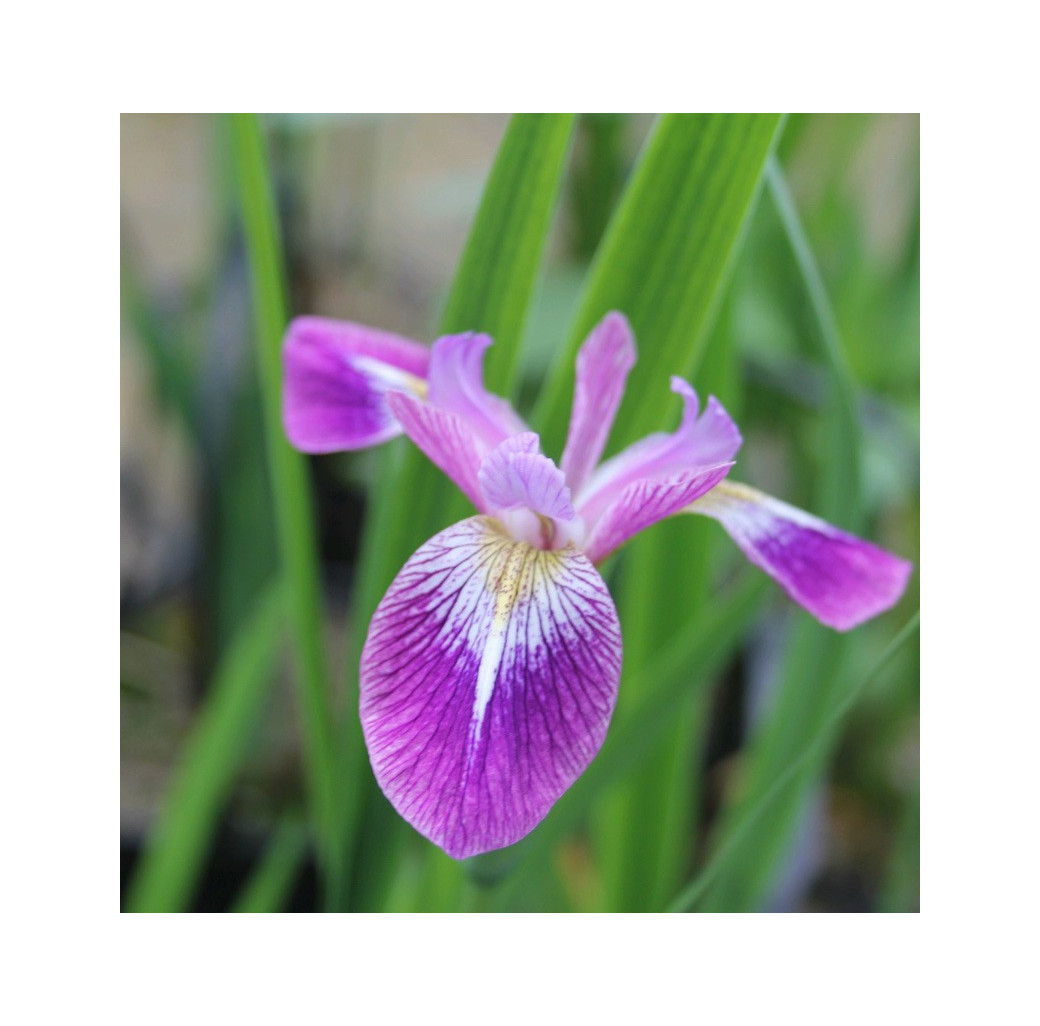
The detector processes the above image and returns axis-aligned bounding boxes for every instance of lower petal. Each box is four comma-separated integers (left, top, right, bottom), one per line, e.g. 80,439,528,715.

688,481,913,631
360,517,622,859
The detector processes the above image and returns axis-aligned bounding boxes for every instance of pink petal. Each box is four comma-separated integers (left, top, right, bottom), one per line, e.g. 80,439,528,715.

583,462,734,565
688,481,913,631
426,333,528,448
386,391,488,512
360,517,622,859
575,379,742,561
560,312,637,494
282,316,430,453
478,434,581,549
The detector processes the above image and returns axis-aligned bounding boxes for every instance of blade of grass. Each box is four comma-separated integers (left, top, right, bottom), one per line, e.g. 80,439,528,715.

340,115,577,910
695,155,871,911
441,114,577,394
667,612,920,912
231,817,309,913
126,582,283,912
228,113,345,906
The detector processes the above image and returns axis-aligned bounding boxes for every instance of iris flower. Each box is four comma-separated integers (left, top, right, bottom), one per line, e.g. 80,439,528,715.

283,312,911,859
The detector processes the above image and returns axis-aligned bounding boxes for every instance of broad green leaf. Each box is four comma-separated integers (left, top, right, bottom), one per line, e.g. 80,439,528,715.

441,114,577,394
228,113,344,905
535,113,784,457
126,583,283,912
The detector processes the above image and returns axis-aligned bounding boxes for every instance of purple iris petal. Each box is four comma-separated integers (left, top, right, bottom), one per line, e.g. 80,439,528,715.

386,390,489,512
560,312,637,494
360,517,622,859
478,433,582,549
583,462,734,565
689,481,913,631
427,333,528,447
282,316,430,452
575,379,742,562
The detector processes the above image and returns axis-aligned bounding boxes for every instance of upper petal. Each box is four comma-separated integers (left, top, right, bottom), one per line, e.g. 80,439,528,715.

282,316,430,453
426,333,528,447
687,480,913,631
575,379,743,562
386,390,488,512
360,516,622,860
560,312,637,494
582,462,733,565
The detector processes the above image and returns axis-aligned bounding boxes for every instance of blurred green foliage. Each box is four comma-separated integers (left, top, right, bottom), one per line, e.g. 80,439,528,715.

121,113,919,913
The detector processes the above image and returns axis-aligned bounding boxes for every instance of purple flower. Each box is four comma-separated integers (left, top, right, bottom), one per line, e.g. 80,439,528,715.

283,312,912,859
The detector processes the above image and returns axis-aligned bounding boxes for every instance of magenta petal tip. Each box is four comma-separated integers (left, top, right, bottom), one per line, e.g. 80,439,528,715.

691,481,913,631
282,316,429,453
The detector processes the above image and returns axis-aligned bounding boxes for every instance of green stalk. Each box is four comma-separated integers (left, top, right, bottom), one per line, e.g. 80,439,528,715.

535,113,784,458
228,113,345,905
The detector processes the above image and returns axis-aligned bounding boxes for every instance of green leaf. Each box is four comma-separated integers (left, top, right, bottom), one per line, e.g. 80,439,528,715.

602,292,745,911
126,583,283,912
441,114,577,394
227,113,344,905
535,113,784,457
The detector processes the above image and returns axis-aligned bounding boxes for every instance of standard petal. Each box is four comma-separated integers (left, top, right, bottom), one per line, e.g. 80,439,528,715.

426,333,528,447
688,480,913,631
282,316,430,453
386,391,488,512
478,433,582,549
582,462,733,565
560,312,637,493
478,433,570,518
573,378,742,561
575,378,742,530
360,516,622,859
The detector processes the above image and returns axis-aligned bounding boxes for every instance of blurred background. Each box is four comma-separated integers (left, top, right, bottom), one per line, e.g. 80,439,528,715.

121,113,919,912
